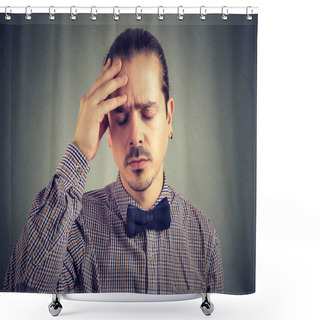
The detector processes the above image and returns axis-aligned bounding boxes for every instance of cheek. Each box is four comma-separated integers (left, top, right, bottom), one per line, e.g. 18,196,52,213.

148,120,169,153
108,120,124,143
110,142,125,170
108,127,126,159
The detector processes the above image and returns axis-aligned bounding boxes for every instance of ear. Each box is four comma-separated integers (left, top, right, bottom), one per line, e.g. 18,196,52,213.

107,127,111,148
166,98,174,138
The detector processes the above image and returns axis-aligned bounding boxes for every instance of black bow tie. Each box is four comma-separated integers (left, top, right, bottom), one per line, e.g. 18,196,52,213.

126,197,171,238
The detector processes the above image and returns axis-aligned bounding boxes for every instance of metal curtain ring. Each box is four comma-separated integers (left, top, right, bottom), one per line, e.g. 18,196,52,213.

90,6,97,21
113,6,120,21
221,6,228,21
49,6,55,21
200,6,207,20
135,6,142,21
246,6,253,21
25,6,32,20
70,6,77,21
5,6,12,21
177,6,184,21
158,6,164,21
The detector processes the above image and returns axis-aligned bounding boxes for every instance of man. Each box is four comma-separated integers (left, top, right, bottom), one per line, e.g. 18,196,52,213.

4,28,223,294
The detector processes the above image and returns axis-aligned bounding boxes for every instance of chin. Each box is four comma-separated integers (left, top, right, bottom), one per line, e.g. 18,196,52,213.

128,178,153,193
126,171,154,193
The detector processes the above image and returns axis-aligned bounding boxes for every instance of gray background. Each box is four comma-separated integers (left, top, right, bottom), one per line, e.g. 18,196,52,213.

0,14,257,294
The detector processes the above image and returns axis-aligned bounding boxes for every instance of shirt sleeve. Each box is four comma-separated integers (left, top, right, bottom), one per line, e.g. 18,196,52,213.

206,229,224,293
3,143,90,293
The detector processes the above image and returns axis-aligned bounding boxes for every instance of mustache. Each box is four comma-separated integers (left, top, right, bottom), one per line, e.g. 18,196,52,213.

124,146,153,167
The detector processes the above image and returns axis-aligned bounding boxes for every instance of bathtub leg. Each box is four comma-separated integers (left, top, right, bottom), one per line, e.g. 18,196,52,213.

200,293,214,316
48,293,63,317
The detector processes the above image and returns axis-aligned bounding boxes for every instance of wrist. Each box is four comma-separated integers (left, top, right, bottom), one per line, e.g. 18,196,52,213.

72,140,92,161
57,143,91,196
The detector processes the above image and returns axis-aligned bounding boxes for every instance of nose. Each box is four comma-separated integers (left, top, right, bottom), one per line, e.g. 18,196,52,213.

128,111,144,146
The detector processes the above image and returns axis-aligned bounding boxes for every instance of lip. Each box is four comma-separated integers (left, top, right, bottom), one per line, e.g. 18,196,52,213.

128,158,149,170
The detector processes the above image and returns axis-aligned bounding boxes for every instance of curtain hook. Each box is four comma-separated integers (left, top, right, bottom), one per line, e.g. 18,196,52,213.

49,6,55,21
5,6,12,21
90,6,97,21
25,6,32,20
246,6,253,21
70,6,77,21
177,6,184,21
221,6,228,21
157,6,164,21
135,6,142,21
200,6,207,20
113,6,120,21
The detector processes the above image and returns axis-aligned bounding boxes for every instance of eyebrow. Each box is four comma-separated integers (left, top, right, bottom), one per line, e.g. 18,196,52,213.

114,102,159,113
139,102,159,110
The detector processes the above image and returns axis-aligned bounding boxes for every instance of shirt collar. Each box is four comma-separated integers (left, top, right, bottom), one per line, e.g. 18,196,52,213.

113,172,172,223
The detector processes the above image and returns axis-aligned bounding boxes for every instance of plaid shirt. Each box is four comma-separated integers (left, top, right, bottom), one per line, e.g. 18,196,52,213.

4,143,223,294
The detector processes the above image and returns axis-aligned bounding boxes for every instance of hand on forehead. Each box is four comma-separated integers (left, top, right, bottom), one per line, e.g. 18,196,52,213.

110,53,165,108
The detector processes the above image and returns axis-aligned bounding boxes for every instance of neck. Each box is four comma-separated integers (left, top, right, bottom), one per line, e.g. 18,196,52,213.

120,168,164,211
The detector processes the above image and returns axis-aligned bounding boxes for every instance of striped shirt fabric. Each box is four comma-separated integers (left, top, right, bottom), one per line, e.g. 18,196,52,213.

4,143,223,294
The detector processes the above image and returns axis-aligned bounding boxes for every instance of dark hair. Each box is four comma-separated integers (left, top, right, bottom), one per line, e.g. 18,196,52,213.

105,28,170,108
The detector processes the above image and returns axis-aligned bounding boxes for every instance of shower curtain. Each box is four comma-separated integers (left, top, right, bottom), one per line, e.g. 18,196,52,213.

0,9,257,295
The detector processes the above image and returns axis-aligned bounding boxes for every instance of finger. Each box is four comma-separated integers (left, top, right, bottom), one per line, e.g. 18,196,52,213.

88,60,120,98
99,58,123,84
99,94,127,117
96,57,111,82
88,58,122,97
94,75,128,105
89,59,111,94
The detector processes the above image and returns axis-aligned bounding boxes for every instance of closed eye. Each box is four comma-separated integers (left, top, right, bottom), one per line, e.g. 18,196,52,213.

111,102,159,125
110,106,128,125
142,109,155,119
141,103,159,119
116,113,129,125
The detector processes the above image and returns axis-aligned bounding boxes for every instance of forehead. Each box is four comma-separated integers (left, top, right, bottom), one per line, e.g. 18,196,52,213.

115,53,163,103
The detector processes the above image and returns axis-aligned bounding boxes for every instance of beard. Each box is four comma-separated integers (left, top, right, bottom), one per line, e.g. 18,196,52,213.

126,172,154,192
122,146,155,192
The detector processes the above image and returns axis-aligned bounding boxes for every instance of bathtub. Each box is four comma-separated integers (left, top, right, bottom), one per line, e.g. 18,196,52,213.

48,292,213,316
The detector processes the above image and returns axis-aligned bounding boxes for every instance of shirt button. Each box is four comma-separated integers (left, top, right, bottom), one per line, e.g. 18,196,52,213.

76,166,83,174
149,256,153,263
61,218,66,226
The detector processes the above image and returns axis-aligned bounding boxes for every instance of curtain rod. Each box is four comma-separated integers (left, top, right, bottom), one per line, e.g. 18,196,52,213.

0,6,259,15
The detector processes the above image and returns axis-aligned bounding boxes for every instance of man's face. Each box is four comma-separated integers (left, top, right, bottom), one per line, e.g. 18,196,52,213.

107,53,174,193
